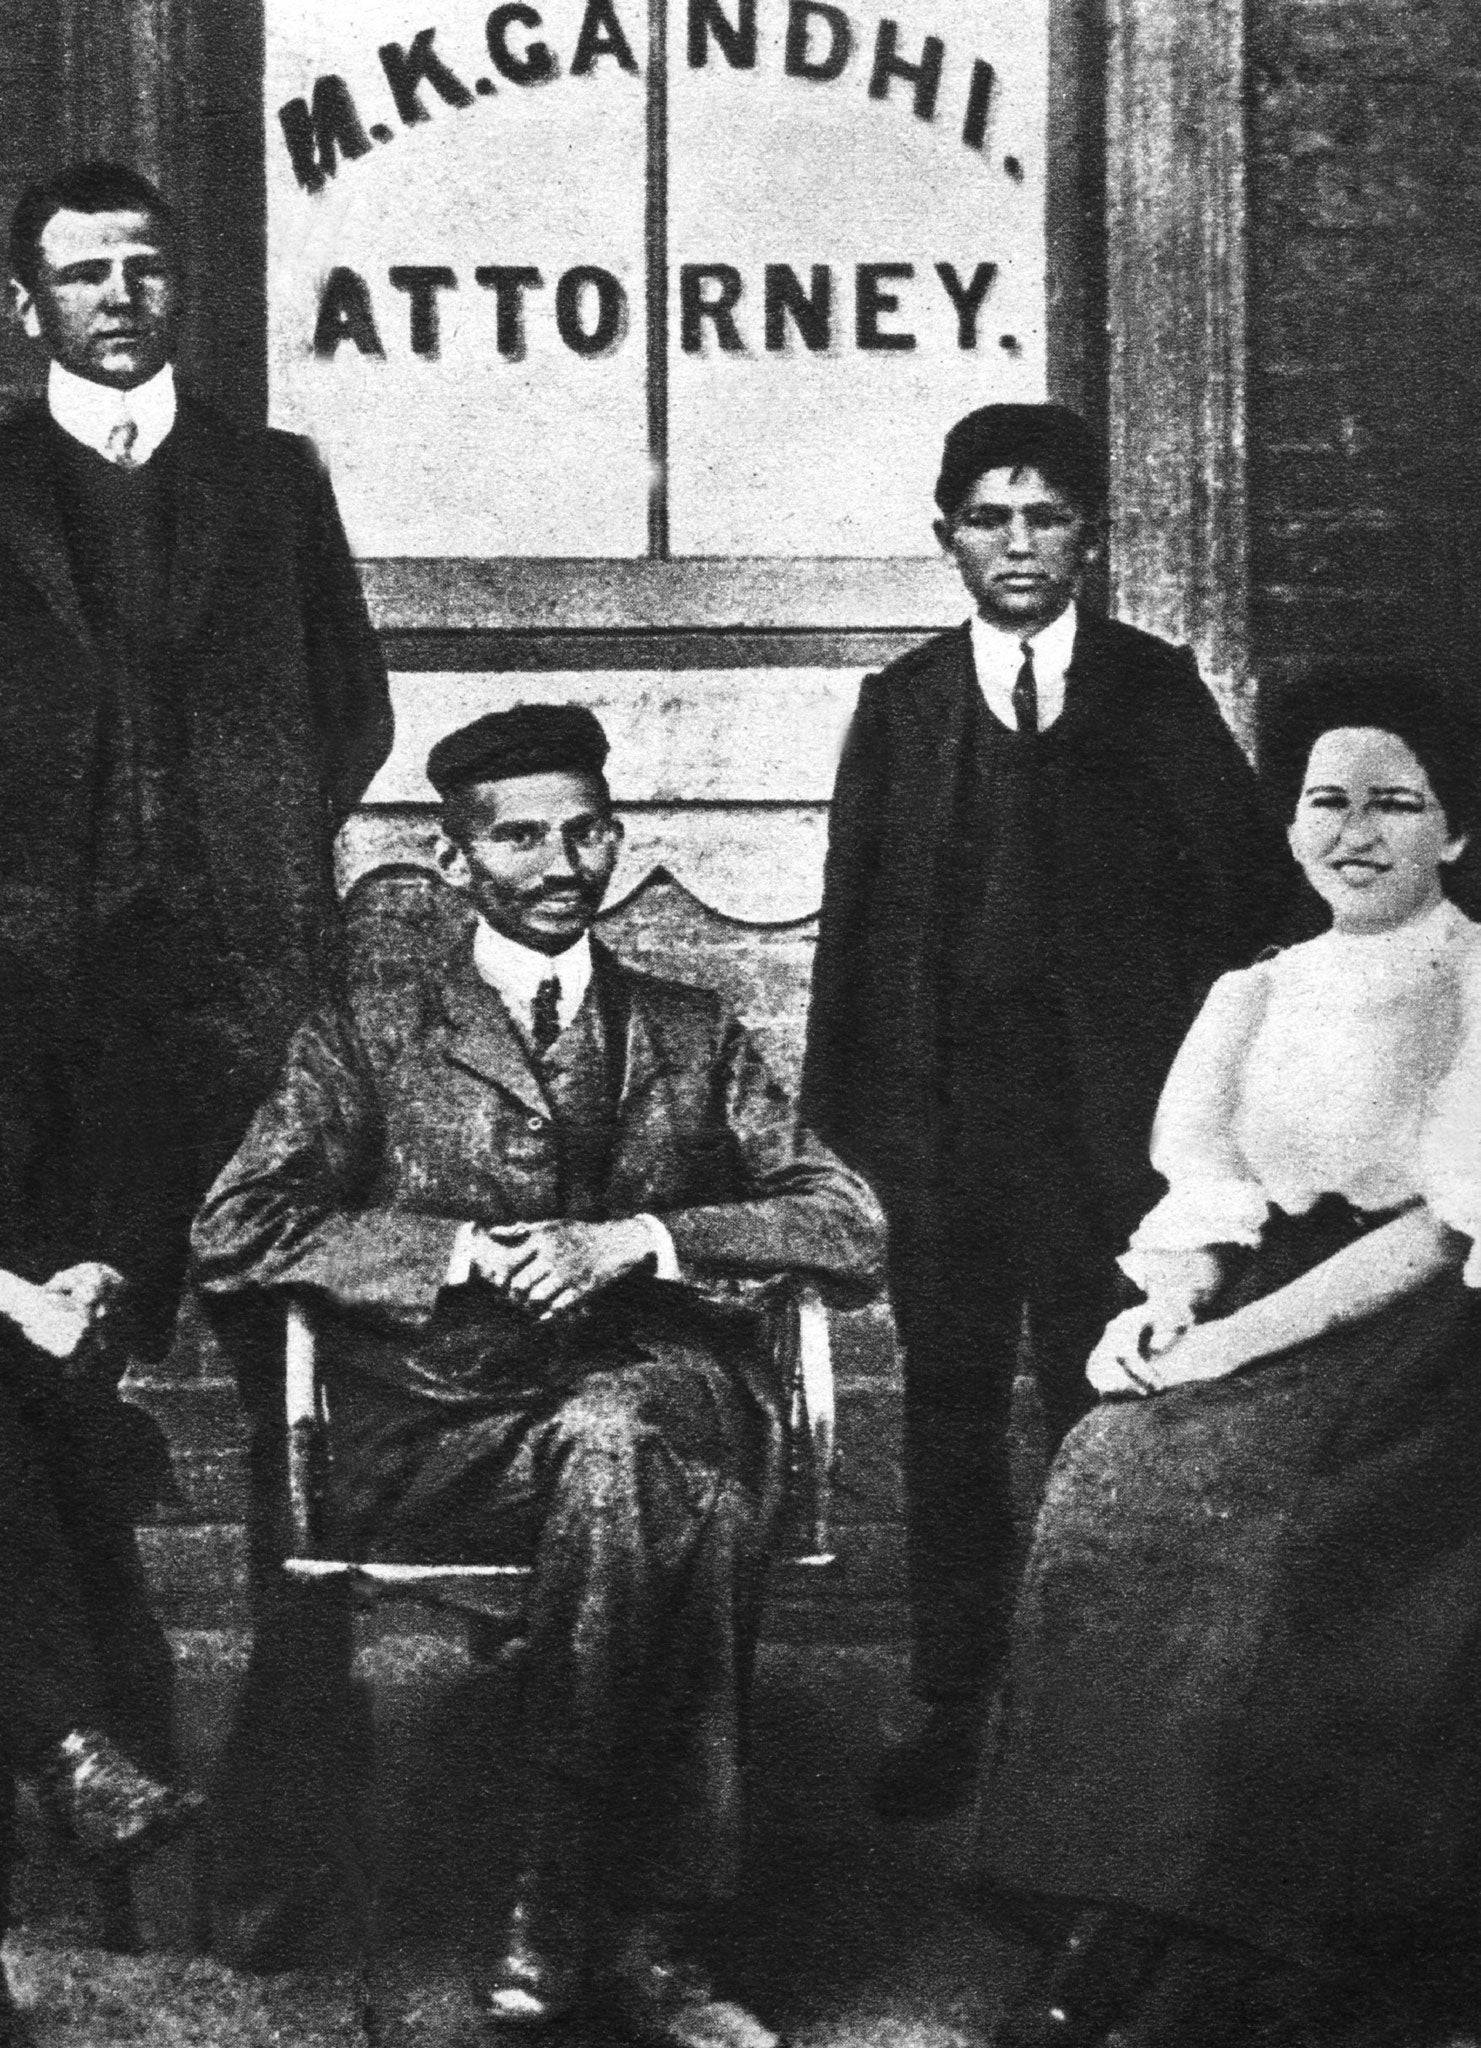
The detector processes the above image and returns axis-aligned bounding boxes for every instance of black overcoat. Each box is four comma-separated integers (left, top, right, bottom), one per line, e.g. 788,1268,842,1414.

0,394,392,1080
801,616,1292,1330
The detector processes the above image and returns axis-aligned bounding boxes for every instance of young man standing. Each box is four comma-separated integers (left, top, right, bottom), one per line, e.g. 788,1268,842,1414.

802,404,1289,1820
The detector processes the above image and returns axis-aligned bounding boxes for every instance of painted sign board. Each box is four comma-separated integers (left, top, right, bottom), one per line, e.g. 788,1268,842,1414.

265,0,1051,567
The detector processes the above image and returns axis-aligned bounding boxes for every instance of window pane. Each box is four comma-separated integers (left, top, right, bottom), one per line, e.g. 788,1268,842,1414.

667,0,1050,556
264,0,1050,563
265,0,650,556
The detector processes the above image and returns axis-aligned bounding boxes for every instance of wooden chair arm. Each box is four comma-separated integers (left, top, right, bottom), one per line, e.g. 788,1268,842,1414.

784,1282,838,1567
284,1296,321,1559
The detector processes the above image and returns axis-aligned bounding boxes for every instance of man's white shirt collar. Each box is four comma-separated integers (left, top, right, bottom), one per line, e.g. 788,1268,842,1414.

472,919,593,1042
450,920,680,1287
48,360,177,468
968,601,1079,733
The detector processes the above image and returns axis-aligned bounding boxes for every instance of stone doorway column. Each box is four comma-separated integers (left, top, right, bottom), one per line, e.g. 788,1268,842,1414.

1106,0,1251,739
58,0,267,421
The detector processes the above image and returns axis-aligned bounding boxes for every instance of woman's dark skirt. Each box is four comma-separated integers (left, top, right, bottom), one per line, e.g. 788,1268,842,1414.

981,1199,1481,1971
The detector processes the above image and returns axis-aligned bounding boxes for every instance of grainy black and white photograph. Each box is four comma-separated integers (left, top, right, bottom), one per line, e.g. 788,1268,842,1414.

2,1,1480,2042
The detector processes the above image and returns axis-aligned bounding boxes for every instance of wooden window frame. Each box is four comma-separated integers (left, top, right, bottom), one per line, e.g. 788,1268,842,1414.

58,0,1246,683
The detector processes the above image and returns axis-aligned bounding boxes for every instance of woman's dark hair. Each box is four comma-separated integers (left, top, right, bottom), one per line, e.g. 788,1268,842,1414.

1261,665,1481,837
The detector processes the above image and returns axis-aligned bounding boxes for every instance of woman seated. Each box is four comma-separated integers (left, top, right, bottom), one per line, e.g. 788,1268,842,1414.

981,667,1481,2048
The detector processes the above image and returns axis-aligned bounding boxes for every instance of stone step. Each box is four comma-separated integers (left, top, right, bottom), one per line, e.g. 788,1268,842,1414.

137,1513,908,1638
165,1606,913,1704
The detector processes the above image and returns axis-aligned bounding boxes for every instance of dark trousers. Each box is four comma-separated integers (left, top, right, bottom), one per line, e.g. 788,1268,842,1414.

209,1350,768,1965
0,1371,175,1923
79,910,266,1355
905,1286,1114,1703
896,1235,1114,1706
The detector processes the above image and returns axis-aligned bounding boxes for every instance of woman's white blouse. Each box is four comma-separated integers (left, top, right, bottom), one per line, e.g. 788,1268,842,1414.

1122,899,1481,1290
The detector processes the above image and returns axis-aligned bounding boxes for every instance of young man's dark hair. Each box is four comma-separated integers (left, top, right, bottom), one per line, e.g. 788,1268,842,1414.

8,160,175,289
934,401,1109,523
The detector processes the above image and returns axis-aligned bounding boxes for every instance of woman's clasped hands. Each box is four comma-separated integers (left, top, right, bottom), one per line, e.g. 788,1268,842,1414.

1084,1302,1231,1397
1086,1251,1234,1397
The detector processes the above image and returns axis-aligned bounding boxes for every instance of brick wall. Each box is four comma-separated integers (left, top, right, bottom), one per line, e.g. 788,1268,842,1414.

1247,0,1481,689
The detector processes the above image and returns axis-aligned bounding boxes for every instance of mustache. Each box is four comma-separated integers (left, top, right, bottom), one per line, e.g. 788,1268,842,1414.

517,877,605,905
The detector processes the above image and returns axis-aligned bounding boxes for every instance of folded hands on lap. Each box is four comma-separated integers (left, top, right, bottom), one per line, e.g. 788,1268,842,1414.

464,1217,658,1322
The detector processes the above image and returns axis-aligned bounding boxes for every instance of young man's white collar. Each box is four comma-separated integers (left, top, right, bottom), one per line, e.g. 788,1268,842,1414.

47,360,177,467
968,601,1079,733
472,918,593,1040
451,916,679,1285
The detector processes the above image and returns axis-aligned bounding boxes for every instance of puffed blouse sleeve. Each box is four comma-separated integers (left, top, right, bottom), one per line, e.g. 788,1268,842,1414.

1118,964,1272,1294
1417,945,1481,1286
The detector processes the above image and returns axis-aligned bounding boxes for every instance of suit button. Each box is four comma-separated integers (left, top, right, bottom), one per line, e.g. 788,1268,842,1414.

526,1115,545,1132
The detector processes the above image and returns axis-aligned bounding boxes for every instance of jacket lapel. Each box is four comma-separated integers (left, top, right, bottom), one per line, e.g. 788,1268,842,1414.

0,394,234,652
592,940,638,1107
1064,611,1151,742
435,939,690,1207
1066,615,1199,815
903,623,977,1025
166,399,233,644
0,404,95,651
595,944,677,1212
1065,610,1115,708
435,948,551,1120
910,619,978,787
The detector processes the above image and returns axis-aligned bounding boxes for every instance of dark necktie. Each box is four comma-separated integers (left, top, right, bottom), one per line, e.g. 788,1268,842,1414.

1011,641,1038,736
530,976,561,1055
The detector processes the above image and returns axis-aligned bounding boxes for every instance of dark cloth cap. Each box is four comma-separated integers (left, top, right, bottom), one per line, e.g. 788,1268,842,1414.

934,403,1107,519
427,703,610,796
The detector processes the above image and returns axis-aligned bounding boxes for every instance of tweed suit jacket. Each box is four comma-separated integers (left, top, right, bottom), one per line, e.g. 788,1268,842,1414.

192,939,887,1413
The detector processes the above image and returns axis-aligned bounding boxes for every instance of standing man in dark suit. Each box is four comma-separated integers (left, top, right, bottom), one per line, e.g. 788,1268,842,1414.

802,405,1289,1820
192,705,885,2045
0,160,392,1354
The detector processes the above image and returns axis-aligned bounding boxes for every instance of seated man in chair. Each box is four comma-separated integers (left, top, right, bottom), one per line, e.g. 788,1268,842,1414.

191,704,886,2047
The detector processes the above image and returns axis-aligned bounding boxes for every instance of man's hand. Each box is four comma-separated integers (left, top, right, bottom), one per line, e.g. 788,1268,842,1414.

0,1261,128,1361
480,1218,657,1321
44,1262,128,1324
462,1229,530,1294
